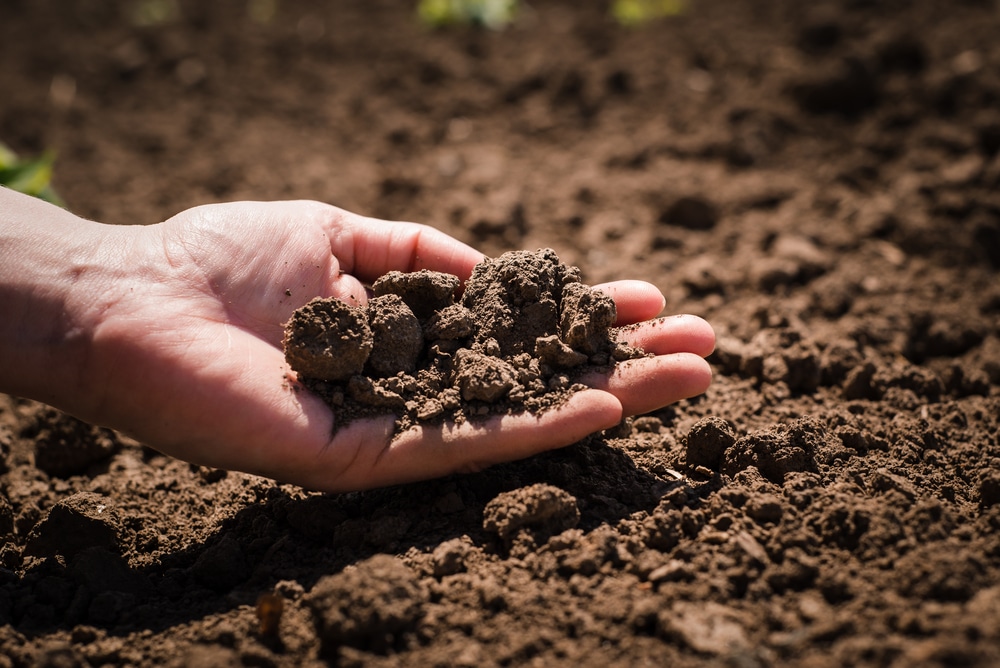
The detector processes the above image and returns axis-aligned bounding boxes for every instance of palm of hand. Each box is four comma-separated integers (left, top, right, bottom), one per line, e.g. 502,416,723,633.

88,201,713,491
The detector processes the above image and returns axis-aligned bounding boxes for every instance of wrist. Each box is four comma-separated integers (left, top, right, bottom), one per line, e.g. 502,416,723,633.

0,188,134,416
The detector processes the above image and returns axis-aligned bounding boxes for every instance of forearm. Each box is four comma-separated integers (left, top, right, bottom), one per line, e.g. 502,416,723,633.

0,187,126,411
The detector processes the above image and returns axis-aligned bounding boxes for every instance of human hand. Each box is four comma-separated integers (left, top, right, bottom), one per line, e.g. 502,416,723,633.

5,197,713,491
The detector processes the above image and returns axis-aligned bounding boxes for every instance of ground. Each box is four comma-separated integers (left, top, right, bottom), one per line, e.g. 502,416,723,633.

2,0,1000,665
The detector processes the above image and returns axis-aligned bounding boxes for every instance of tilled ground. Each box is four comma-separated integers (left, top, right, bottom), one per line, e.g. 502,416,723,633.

1,0,999,666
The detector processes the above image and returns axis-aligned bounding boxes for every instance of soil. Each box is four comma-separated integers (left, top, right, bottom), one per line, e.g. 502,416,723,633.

2,0,1000,666
285,249,636,433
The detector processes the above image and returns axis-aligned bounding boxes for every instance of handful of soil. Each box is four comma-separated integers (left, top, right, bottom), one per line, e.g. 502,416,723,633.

283,249,645,434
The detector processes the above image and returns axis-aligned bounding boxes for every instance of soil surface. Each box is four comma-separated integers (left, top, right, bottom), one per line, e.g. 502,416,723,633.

2,0,1000,666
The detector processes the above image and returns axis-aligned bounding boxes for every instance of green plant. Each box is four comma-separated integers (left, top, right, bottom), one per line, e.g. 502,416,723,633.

612,0,685,26
417,0,518,29
128,0,180,27
0,142,63,206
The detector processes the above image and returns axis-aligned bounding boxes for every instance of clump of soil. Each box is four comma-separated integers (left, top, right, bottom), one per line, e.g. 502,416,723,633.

19,407,119,478
283,249,642,433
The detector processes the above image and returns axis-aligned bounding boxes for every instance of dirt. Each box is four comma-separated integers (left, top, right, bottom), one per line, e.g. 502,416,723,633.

2,0,1000,666
285,249,635,433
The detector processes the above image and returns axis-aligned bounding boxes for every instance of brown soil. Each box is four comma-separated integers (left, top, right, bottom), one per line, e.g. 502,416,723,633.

285,249,635,433
2,1,1000,666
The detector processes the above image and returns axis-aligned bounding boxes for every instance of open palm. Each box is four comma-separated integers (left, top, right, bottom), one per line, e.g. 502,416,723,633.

82,201,714,491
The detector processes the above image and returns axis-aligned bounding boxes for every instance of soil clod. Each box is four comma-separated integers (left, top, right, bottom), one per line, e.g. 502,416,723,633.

284,249,642,434
306,554,426,656
23,492,123,559
483,483,581,544
283,297,373,382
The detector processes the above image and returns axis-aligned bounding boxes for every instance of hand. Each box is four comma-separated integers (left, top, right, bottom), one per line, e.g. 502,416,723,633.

4,196,714,491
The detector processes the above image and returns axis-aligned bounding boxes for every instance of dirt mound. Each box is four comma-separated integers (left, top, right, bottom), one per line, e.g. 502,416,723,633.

284,248,639,433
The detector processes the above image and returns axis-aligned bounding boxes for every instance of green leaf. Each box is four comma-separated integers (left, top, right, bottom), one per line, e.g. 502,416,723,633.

0,142,64,206
612,0,686,26
0,142,19,169
129,0,180,27
418,0,518,29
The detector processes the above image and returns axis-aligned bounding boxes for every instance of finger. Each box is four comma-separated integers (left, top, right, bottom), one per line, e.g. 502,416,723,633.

307,389,623,491
615,314,716,357
593,280,666,325
353,215,485,281
306,202,485,283
579,353,712,417
324,272,370,307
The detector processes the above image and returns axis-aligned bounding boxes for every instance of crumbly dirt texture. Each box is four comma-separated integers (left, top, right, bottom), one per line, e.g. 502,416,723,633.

284,249,637,433
3,1,1000,666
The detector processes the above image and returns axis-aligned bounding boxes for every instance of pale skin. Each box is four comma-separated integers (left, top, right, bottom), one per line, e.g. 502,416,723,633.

0,187,715,492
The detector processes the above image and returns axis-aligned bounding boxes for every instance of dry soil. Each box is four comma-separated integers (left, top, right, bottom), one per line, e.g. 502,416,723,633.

1,1,1000,666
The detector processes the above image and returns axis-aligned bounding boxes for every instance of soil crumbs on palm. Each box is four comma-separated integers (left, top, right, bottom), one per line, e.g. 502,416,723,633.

284,248,641,433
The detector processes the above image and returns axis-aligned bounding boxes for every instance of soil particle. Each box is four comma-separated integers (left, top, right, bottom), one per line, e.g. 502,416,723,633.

722,417,824,484
535,335,588,368
423,303,475,341
461,249,580,357
659,601,751,655
23,493,123,559
740,328,822,392
684,416,737,471
364,294,422,378
658,195,720,231
871,467,918,502
305,554,425,656
346,375,407,412
282,297,373,382
893,544,989,602
21,407,118,478
430,537,472,578
559,281,617,356
372,270,459,321
745,493,784,525
482,483,580,545
453,349,517,402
